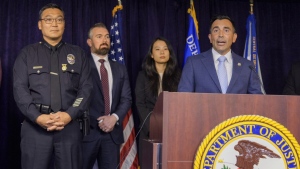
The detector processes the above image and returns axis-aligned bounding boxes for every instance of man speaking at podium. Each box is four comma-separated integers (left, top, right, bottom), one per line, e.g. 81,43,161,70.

178,15,262,94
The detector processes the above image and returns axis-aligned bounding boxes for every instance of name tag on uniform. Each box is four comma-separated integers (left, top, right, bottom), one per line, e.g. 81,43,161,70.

33,66,43,69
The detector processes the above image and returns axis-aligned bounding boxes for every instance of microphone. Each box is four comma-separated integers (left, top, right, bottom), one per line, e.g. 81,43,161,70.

115,110,153,169
249,65,266,95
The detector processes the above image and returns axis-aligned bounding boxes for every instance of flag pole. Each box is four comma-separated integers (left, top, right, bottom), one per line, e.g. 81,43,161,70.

190,0,193,8
250,0,253,14
118,0,122,6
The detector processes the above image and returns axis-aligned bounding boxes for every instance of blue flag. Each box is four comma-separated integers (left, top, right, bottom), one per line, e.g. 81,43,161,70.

243,13,265,94
183,1,200,67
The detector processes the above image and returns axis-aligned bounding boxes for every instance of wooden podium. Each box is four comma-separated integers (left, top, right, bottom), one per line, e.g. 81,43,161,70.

143,92,300,169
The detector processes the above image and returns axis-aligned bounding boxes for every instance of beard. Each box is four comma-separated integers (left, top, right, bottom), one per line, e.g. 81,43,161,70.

95,48,109,55
93,43,110,55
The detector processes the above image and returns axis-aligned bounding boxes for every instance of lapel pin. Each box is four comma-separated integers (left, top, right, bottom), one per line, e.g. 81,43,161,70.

238,63,241,66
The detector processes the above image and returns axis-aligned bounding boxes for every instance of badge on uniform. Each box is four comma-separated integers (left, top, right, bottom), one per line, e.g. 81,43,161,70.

62,64,67,71
67,54,75,65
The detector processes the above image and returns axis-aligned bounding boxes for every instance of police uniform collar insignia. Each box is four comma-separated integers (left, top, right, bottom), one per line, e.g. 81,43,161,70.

67,54,75,65
41,40,64,50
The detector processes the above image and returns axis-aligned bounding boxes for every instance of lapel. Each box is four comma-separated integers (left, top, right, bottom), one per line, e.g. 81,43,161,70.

227,52,244,93
202,50,222,92
109,59,118,102
89,56,104,95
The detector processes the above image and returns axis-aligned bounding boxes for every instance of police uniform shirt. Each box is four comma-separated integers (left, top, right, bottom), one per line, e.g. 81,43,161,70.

13,40,93,122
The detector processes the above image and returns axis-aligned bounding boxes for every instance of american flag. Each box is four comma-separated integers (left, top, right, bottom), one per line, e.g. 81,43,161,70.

109,4,139,169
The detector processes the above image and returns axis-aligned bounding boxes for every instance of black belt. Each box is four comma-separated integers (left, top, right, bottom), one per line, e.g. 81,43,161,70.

35,103,52,114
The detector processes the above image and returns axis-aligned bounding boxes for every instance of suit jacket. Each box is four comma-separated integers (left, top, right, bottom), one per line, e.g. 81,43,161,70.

84,56,132,144
135,70,157,139
283,62,300,95
178,49,262,94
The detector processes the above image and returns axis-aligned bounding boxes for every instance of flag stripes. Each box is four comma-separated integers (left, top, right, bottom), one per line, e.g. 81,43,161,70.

120,109,139,169
109,4,139,169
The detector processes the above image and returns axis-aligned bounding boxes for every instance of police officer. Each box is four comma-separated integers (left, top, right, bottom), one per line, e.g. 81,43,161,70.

13,3,93,169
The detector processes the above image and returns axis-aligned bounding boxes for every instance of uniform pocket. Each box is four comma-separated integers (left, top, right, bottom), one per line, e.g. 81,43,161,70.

28,67,50,90
62,64,81,89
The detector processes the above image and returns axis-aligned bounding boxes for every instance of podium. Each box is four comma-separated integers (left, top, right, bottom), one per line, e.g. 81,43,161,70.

144,92,300,169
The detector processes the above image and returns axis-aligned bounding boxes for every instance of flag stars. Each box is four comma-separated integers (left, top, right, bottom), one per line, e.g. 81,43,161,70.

109,13,124,65
111,50,116,55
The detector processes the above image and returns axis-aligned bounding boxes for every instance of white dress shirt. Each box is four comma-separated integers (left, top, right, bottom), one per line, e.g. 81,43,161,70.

92,53,119,120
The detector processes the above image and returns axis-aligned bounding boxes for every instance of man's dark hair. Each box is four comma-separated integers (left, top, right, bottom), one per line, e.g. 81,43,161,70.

209,15,236,33
39,3,64,19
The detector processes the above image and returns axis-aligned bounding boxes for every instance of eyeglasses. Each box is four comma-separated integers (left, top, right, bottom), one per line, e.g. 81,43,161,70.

40,17,65,24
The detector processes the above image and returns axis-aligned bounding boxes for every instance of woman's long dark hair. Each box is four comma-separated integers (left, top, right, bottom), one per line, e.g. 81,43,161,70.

142,37,181,96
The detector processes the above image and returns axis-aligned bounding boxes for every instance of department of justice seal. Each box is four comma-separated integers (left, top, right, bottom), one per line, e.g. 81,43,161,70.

194,115,300,169
67,54,75,64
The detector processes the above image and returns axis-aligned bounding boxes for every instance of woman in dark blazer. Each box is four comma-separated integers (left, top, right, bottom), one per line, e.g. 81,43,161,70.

135,37,181,165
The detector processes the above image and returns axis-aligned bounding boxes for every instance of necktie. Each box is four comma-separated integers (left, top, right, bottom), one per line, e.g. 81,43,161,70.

50,47,61,112
99,59,110,115
218,56,228,94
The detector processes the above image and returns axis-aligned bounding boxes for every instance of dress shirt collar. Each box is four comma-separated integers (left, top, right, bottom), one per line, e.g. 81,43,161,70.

212,48,232,64
91,53,109,64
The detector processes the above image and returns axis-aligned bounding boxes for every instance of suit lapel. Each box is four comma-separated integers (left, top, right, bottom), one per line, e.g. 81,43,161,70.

202,50,222,92
89,56,104,95
109,60,118,103
227,53,243,93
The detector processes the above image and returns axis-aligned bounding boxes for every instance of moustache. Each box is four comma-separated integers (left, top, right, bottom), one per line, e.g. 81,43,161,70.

100,43,109,47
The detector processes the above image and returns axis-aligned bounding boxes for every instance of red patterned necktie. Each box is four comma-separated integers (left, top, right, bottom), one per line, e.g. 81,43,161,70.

99,59,110,115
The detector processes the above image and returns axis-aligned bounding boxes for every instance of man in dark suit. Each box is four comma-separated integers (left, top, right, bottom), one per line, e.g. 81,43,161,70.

179,15,263,94
82,23,132,169
283,62,300,95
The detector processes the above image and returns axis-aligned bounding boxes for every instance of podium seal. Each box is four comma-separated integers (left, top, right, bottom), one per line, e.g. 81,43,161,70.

194,115,300,169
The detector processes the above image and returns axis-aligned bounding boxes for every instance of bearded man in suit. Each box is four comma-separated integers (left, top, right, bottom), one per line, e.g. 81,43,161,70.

82,22,131,169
